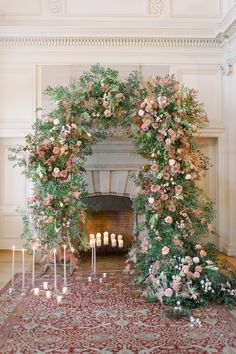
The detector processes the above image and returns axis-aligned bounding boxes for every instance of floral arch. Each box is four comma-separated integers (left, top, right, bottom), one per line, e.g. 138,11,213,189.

10,64,236,312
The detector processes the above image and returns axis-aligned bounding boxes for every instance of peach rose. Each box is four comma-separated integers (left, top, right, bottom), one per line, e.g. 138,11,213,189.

150,185,160,193
151,164,159,171
162,246,170,256
195,265,202,273
200,250,207,257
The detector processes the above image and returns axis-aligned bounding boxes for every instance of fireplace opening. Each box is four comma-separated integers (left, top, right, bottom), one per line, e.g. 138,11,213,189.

84,195,135,255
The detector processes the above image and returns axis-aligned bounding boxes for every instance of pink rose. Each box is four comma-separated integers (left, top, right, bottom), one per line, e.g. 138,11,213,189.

195,244,202,250
161,246,170,256
42,116,49,123
152,123,159,129
101,83,109,93
193,271,200,279
182,265,189,273
104,109,112,117
150,185,160,193
164,288,173,297
164,216,173,224
151,164,158,171
175,185,183,194
161,194,168,201
172,282,179,292
141,123,149,131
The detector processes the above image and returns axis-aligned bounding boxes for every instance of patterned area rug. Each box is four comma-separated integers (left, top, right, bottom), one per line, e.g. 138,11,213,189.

0,272,236,354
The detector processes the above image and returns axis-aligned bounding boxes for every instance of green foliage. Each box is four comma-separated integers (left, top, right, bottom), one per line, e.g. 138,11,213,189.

9,65,236,312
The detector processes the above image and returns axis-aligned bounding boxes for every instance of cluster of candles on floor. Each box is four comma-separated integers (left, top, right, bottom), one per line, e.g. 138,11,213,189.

9,245,69,304
89,232,123,279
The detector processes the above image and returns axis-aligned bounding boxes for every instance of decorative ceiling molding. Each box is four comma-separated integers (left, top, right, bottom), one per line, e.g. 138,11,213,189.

148,0,163,16
47,0,64,16
0,36,221,48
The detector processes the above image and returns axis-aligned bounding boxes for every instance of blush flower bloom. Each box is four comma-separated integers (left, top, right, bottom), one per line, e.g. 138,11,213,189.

162,246,170,255
164,216,173,224
164,288,173,297
151,164,159,171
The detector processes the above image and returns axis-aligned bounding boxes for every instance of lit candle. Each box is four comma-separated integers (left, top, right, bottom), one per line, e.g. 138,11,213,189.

99,278,103,283
33,287,39,296
11,246,15,290
56,295,63,304
111,239,117,247
21,248,25,295
111,233,116,240
118,235,123,241
63,245,67,287
89,234,95,240
103,237,109,245
103,231,109,238
53,248,57,291
32,245,36,288
96,239,102,247
88,276,92,282
62,286,67,294
96,233,101,240
43,281,48,290
103,272,107,278
46,290,51,299
118,239,124,248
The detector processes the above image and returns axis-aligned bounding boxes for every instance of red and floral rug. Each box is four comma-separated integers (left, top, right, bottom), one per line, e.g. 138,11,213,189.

0,272,236,354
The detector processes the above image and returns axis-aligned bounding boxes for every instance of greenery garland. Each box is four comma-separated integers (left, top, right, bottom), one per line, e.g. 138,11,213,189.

9,64,236,311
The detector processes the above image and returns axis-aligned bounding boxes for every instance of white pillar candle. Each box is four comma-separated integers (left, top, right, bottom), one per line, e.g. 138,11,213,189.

43,281,48,290
53,248,57,291
90,239,95,248
96,233,101,240
103,231,109,238
118,239,124,248
111,233,116,240
56,295,63,304
62,286,67,294
103,272,107,278
99,278,103,283
96,239,102,247
33,287,39,296
11,246,15,290
46,290,51,299
21,248,25,295
111,239,117,247
63,245,67,287
103,237,109,245
118,235,123,241
89,233,95,240
32,246,36,288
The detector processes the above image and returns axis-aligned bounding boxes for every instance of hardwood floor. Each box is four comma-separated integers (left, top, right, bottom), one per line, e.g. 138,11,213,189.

0,250,235,290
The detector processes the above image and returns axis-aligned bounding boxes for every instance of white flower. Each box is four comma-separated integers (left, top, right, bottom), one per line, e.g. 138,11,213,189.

53,167,60,173
148,197,155,204
193,257,200,264
53,119,60,125
169,159,175,166
59,202,64,207
77,141,82,146
50,137,54,142
185,174,191,180
138,109,145,116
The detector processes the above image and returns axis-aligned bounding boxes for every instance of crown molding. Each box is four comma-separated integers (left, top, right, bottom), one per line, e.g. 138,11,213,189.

0,36,221,48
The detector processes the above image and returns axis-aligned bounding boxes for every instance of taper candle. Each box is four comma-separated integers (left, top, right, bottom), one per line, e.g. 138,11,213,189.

63,245,66,287
21,248,25,295
53,248,57,291
111,239,117,247
111,233,116,240
118,239,124,248
118,234,123,241
32,245,36,288
11,246,15,290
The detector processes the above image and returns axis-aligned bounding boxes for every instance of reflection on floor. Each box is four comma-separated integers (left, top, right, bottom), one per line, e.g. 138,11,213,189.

0,250,235,290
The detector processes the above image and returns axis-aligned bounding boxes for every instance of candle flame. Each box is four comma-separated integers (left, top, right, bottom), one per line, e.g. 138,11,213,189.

12,246,15,250
53,248,56,253
63,244,66,249
33,246,36,251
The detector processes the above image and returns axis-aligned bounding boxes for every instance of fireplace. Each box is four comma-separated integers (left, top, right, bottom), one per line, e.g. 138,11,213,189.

85,195,135,254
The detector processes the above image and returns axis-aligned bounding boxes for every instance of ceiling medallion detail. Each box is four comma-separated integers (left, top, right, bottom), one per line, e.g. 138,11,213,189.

148,0,163,16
